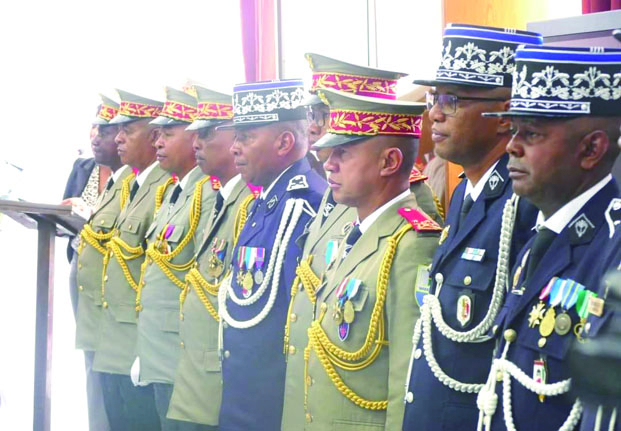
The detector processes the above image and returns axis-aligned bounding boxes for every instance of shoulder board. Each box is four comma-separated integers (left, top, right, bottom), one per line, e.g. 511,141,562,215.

210,176,221,191
247,183,262,199
408,167,428,184
287,174,309,191
398,207,442,232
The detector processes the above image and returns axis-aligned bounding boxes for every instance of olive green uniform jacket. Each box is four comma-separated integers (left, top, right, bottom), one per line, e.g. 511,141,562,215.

167,176,253,425
75,165,133,351
92,162,172,375
305,192,440,431
137,166,217,384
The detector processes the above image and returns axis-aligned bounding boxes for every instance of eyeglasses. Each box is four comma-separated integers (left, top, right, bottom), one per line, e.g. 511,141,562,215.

306,106,329,127
425,91,506,116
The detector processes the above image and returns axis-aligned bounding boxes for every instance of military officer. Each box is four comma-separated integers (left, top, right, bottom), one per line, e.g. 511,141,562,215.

217,79,326,431
475,44,621,431
166,85,250,429
402,24,542,431
302,88,440,430
132,86,218,430
74,94,126,431
281,53,442,430
92,89,167,430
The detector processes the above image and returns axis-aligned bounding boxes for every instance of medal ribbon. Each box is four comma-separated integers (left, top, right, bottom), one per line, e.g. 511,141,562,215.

346,279,361,300
539,277,557,301
335,278,349,304
576,289,596,319
237,246,246,270
245,246,257,273
164,224,175,240
325,240,338,266
560,280,584,310
548,278,568,307
216,239,226,260
254,247,265,272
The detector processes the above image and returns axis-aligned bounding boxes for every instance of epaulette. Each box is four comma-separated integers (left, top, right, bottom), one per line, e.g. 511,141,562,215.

408,167,428,184
210,176,222,190
398,207,442,232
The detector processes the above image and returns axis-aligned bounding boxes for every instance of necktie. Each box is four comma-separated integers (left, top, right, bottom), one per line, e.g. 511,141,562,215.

459,194,474,226
129,181,140,201
342,224,362,261
523,227,556,283
169,185,182,205
105,177,114,191
211,191,225,221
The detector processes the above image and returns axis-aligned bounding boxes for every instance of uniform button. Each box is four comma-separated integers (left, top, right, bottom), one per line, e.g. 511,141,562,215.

503,329,517,343
288,346,296,355
305,413,312,423
496,371,503,382
435,273,444,284
538,337,547,348
224,350,230,359
103,301,108,308
251,222,256,227
585,322,591,334
414,349,422,360
405,392,414,403
464,276,472,286
320,303,328,312
100,219,105,224
290,313,298,323
78,285,84,291
180,341,185,348
128,224,133,230
104,275,109,282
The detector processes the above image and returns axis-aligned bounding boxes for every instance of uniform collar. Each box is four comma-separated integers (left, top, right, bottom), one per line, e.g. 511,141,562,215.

536,174,613,234
358,189,410,234
464,160,500,202
177,166,200,191
111,165,130,183
135,161,159,187
220,174,242,201
259,164,294,199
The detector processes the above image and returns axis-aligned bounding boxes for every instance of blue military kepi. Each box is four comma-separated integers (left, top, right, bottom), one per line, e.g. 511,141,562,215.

484,45,621,118
414,23,543,88
218,79,307,129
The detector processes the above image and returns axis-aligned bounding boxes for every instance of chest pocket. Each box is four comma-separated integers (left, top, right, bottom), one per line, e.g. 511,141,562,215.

350,285,370,312
120,216,143,244
516,309,576,361
92,212,117,231
444,256,497,292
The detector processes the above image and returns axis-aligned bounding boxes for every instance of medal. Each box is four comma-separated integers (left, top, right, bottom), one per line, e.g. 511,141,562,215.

242,272,254,297
456,292,474,328
533,358,547,403
529,277,557,328
236,246,246,286
338,322,350,341
512,250,530,291
554,312,572,336
574,289,597,342
539,307,556,337
208,238,226,278
344,300,355,324
253,247,266,285
586,295,604,317
333,304,343,324
554,279,584,336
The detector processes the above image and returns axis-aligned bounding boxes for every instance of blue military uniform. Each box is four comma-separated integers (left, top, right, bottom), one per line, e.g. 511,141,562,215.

475,44,621,431
218,157,325,431
402,24,542,431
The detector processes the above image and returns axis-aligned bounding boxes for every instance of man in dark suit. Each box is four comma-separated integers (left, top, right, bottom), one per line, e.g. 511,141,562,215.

476,44,621,431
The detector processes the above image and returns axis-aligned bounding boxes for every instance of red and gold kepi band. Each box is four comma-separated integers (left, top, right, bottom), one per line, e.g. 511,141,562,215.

159,101,198,122
312,72,399,100
196,102,233,121
328,109,422,137
118,101,163,118
97,104,119,122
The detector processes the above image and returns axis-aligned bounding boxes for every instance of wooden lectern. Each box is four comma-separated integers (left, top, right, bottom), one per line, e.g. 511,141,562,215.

0,200,85,431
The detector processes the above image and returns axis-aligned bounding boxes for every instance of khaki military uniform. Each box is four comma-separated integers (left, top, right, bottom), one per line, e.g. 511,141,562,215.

137,166,217,384
75,165,133,351
167,176,253,425
305,192,439,430
92,162,173,374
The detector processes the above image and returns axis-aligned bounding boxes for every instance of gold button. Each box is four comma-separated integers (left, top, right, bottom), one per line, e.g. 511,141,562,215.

103,301,108,308
496,370,503,382
100,219,105,224
288,345,296,355
435,273,444,284
320,303,328,312
128,224,132,229
305,413,312,423
180,341,185,348
503,329,517,343
224,350,230,359
538,337,547,348
405,391,414,403
464,276,472,286
78,285,84,291
290,313,297,323
104,275,108,282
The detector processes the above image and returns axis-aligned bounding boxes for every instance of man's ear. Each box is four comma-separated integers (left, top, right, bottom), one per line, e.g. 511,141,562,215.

380,147,403,177
148,127,161,145
497,100,512,134
579,129,610,170
276,129,296,157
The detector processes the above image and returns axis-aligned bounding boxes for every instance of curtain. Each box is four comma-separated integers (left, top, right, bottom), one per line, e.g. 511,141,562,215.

240,0,277,82
582,0,621,13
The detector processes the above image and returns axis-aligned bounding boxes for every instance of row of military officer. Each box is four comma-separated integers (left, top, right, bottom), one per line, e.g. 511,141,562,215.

71,23,621,431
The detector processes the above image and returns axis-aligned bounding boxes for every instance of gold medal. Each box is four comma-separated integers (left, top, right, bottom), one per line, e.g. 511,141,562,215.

539,307,556,337
243,271,254,293
333,306,343,324
554,312,572,336
344,300,355,324
236,270,246,286
528,302,545,328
